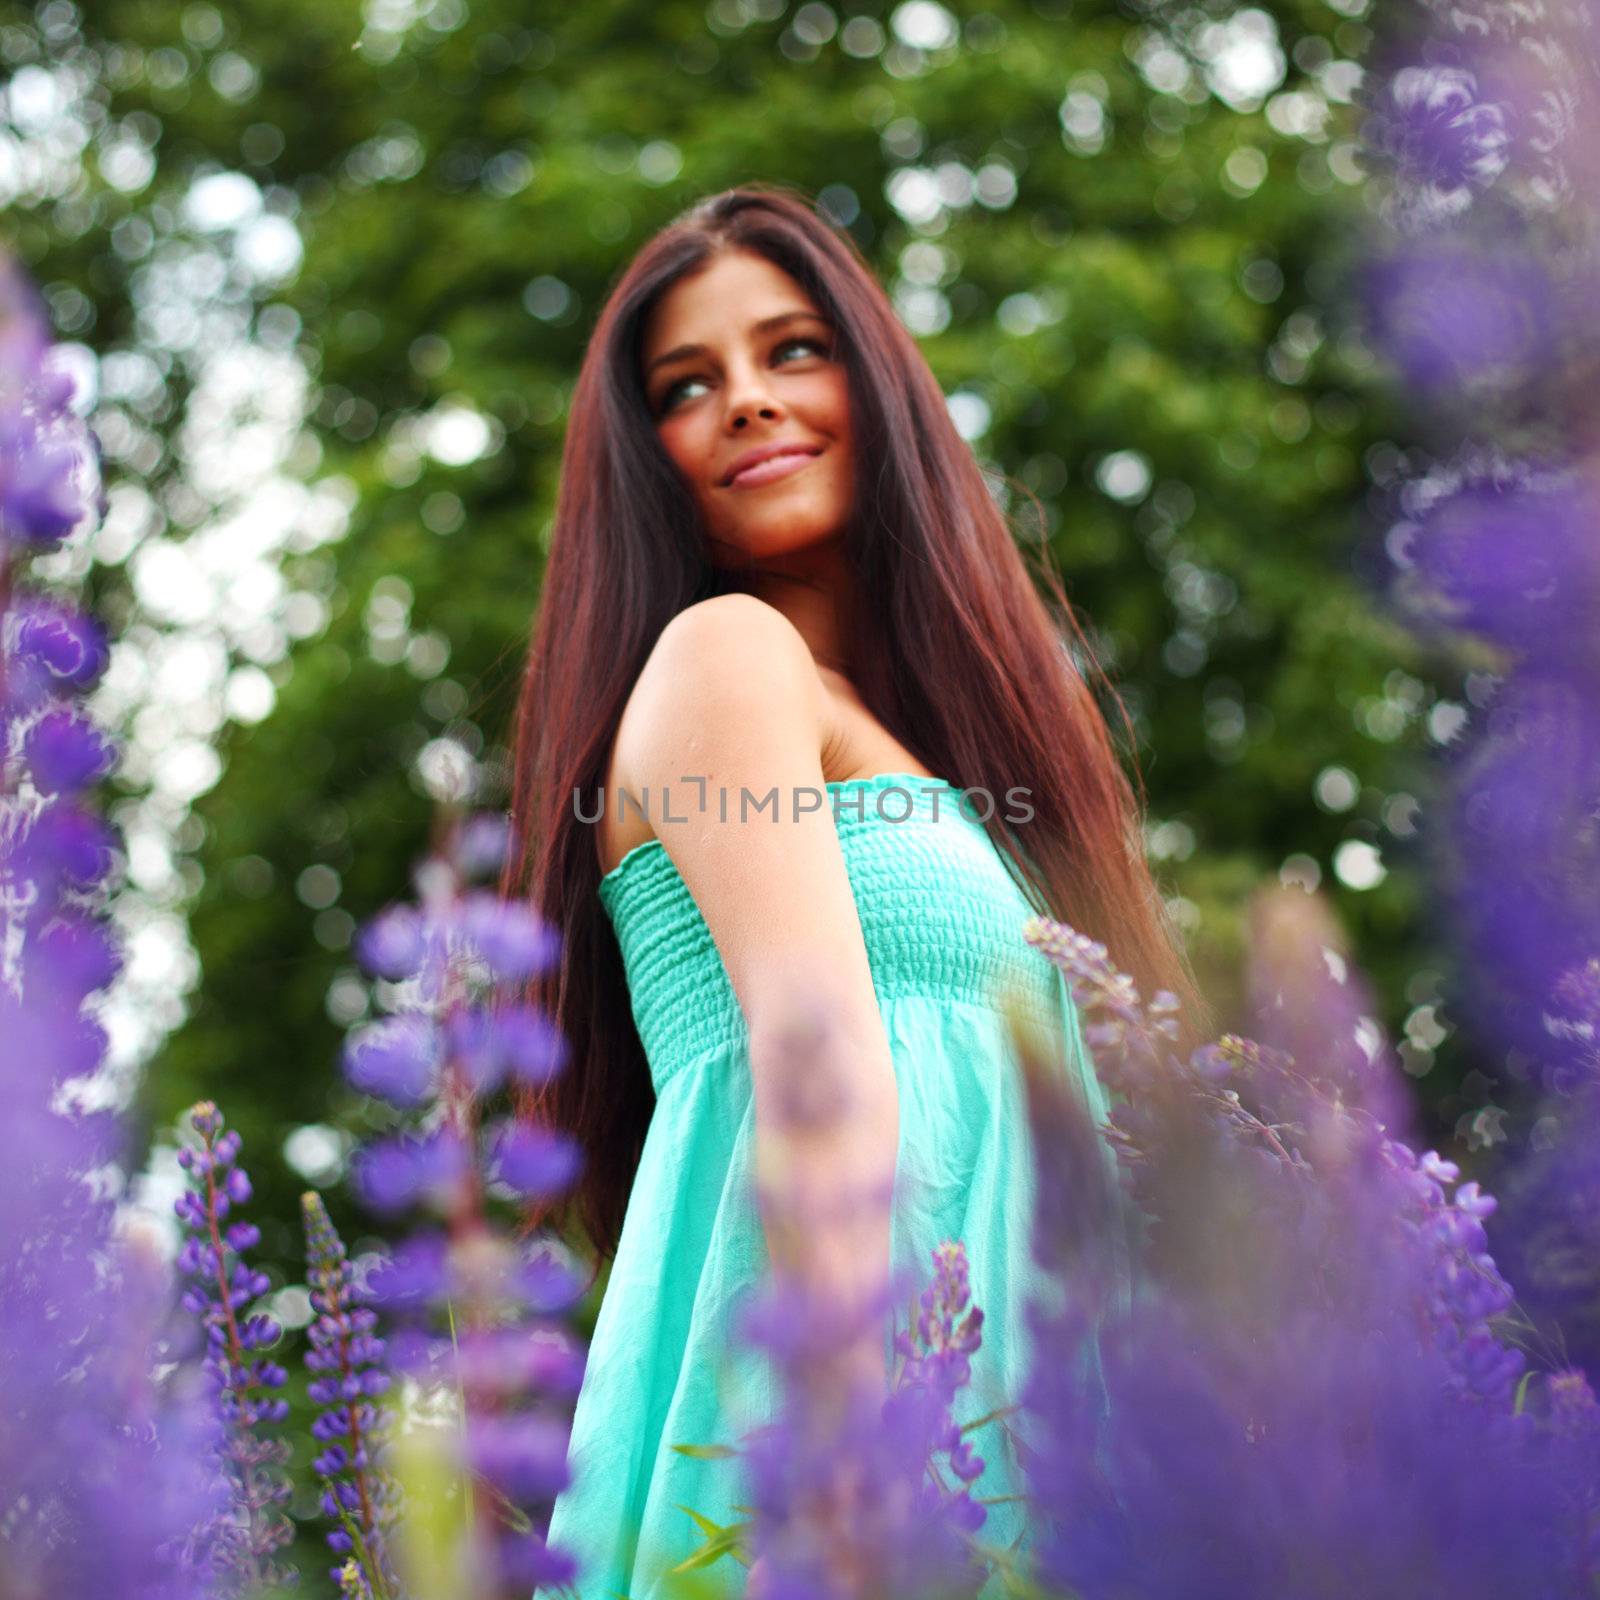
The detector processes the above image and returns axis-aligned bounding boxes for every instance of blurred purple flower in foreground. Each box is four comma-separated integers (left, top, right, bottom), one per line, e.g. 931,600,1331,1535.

663,1001,1003,1599
1014,892,1599,1598
1491,963,1600,1383
1377,454,1600,1067
1389,463,1600,670
1365,18,1600,1003
729,1241,996,1600
344,809,586,1597
1363,242,1555,399
0,257,97,556
1362,0,1600,1455
2,249,218,1597
1369,63,1512,218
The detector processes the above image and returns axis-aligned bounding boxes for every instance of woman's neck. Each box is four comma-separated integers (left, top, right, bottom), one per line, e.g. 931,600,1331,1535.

727,543,855,676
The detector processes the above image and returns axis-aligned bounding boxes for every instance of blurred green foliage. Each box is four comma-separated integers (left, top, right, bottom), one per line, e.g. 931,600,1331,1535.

4,3,1490,1577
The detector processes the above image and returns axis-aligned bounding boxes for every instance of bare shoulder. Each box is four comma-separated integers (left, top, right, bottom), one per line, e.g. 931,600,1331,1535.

650,592,815,676
619,595,827,777
597,590,885,1042
599,596,832,870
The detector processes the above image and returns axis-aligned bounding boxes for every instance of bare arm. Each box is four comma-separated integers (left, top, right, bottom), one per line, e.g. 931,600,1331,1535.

611,593,899,1389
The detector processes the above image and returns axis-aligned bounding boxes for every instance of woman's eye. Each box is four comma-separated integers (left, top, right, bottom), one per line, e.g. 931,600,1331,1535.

657,337,829,414
776,336,827,361
658,376,705,412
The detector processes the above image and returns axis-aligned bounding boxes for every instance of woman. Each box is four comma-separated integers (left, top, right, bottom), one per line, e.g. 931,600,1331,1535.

503,184,1202,1597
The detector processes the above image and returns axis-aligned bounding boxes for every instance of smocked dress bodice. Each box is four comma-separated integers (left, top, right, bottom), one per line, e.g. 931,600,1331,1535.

598,774,1064,1087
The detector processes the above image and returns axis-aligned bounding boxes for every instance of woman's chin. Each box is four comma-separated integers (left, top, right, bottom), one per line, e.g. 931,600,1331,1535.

707,521,849,568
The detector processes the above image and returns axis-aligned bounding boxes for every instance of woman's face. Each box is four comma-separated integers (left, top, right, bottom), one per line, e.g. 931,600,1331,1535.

640,248,854,567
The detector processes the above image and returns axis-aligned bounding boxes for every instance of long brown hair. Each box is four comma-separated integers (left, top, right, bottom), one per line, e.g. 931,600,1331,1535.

500,183,1206,1269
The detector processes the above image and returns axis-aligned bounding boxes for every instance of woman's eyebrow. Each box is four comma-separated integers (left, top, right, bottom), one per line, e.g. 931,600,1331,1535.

645,309,832,376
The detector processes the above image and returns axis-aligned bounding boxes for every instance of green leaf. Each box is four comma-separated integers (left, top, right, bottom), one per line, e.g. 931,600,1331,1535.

444,1299,475,1534
666,1505,756,1576
467,1466,535,1533
669,1441,741,1460
666,1527,744,1575
1513,1367,1537,1417
961,1535,1050,1599
676,1504,735,1538
959,1402,1021,1436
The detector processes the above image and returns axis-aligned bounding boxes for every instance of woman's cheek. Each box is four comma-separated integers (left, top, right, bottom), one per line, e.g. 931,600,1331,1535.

658,418,705,479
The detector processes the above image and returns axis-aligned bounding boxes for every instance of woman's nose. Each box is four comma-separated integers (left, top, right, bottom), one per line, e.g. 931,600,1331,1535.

723,361,783,427
729,400,779,428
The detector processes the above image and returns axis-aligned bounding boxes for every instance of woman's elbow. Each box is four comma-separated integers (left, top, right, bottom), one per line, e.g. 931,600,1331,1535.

747,978,894,1115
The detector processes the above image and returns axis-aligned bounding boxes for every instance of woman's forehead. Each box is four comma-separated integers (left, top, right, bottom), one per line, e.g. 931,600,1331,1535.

643,251,821,351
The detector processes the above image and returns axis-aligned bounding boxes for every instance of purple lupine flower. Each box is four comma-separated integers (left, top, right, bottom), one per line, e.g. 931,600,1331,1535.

452,811,512,879
1541,958,1600,1089
2,244,220,1599
0,256,95,553
173,1101,297,1595
456,890,562,983
0,404,90,546
1352,5,1600,1586
20,703,117,794
1012,903,1600,1596
1446,673,1600,1044
1358,0,1600,1431
1366,62,1512,226
341,810,585,1597
1359,9,1600,1087
675,1004,1004,1596
734,1254,995,1599
1,796,118,901
1023,1281,1571,1599
1025,904,1527,1404
363,1230,453,1315
1388,462,1600,671
4,593,109,707
1484,961,1600,1382
496,1002,572,1086
355,903,430,981
485,1120,583,1199
434,1322,586,1398
896,1243,985,1421
889,1242,990,1498
1246,884,1416,1139
1379,460,1600,1070
355,835,561,1004
351,1126,473,1216
336,1558,373,1599
465,1411,573,1502
1363,240,1555,397
342,1012,444,1107
302,1191,400,1597
444,1000,571,1094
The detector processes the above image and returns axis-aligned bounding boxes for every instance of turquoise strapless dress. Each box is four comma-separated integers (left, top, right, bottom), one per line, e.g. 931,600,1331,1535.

540,773,1117,1598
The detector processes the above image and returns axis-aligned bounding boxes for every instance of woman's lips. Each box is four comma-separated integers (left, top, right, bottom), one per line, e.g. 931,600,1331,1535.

724,449,820,489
